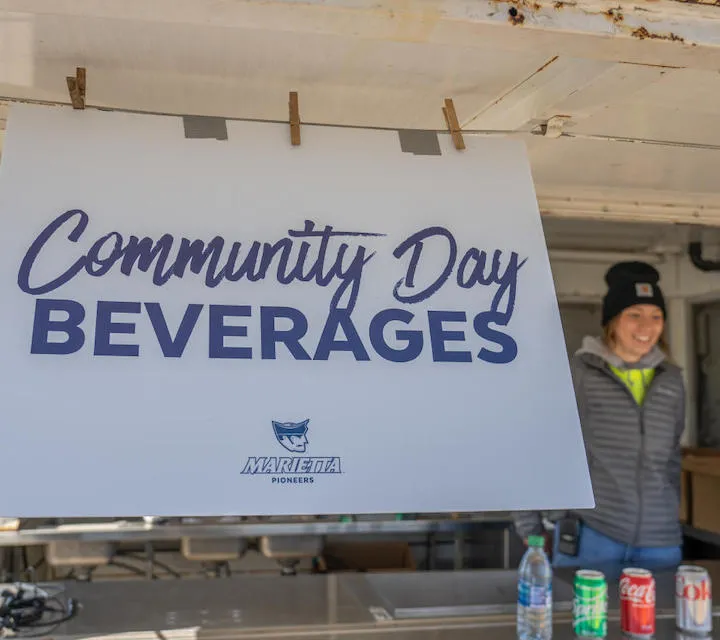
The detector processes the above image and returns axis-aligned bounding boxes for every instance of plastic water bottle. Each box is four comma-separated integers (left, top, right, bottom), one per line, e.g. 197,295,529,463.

517,535,553,640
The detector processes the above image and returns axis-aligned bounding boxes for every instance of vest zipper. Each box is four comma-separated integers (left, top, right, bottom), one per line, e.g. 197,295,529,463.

603,366,661,547
635,402,645,547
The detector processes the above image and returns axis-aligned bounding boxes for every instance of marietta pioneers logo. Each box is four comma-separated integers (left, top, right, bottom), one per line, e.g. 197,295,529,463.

240,419,342,483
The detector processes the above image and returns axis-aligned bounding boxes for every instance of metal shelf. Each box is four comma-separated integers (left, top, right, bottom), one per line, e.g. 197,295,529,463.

683,524,720,547
0,514,514,547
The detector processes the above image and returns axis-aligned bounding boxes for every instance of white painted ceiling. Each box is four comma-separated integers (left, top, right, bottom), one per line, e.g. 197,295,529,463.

0,0,719,225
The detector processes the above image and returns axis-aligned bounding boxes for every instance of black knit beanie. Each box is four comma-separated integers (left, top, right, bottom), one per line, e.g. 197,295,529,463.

601,261,666,327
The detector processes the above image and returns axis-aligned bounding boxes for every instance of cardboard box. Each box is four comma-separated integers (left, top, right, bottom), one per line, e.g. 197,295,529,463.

693,473,720,534
318,542,415,573
682,448,720,533
682,447,720,458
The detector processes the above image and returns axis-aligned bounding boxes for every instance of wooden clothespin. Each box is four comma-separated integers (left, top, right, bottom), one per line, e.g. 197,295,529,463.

66,67,86,110
289,91,301,146
442,98,465,150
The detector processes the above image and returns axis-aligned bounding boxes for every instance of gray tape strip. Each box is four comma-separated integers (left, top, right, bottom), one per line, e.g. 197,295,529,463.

183,116,228,141
397,130,441,156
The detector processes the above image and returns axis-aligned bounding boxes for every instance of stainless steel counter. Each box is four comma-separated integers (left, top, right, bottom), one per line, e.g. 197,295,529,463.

42,566,720,640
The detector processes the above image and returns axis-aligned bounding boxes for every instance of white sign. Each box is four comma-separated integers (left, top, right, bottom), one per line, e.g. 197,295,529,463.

0,104,592,516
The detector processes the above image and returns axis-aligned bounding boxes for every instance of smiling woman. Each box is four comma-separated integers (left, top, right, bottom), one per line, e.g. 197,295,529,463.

604,304,669,367
514,261,686,573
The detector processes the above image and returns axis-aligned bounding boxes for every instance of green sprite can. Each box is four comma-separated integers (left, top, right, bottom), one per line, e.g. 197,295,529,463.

573,570,608,638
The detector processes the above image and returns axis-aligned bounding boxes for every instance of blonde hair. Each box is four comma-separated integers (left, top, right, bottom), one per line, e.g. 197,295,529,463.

602,317,672,361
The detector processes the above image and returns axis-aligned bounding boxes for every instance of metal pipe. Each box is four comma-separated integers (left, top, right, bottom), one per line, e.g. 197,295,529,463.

548,249,663,264
688,241,720,272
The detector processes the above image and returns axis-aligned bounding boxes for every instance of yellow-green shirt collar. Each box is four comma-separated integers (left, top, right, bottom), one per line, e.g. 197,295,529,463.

609,365,656,405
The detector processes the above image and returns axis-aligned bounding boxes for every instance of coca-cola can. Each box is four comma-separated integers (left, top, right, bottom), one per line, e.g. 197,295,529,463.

676,565,712,635
620,568,656,637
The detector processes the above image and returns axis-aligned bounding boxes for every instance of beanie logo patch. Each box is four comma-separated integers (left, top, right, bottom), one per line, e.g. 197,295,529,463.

636,283,653,297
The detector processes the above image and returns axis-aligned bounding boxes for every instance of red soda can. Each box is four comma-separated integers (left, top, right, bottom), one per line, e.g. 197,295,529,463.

620,568,656,637
676,565,712,634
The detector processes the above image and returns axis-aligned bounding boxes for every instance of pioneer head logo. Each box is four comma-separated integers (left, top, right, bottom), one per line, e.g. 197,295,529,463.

272,419,310,453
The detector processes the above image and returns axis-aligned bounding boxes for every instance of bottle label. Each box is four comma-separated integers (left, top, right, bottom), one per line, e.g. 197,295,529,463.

519,580,552,609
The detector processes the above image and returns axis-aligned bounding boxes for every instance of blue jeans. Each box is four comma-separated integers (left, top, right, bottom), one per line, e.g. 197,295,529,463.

552,522,682,574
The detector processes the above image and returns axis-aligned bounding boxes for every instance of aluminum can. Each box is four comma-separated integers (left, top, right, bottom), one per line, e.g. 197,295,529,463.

620,567,655,637
676,564,712,635
573,570,608,637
